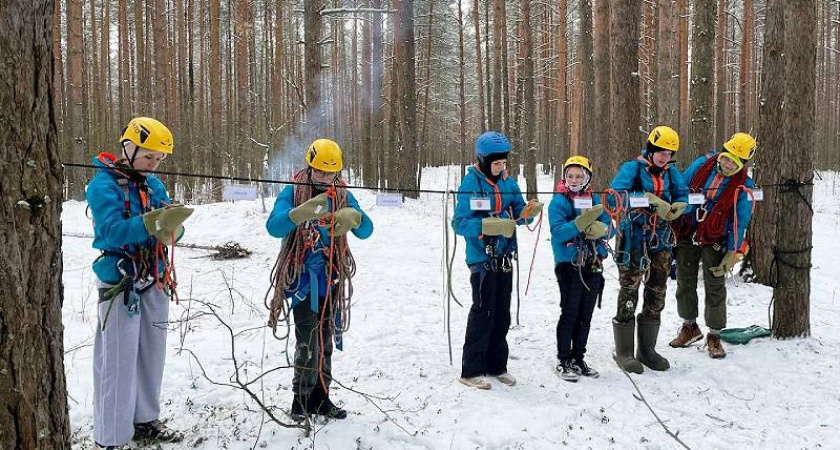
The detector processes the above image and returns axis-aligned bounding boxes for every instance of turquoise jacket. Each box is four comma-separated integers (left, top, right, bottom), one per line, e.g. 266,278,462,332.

681,152,755,251
609,154,689,253
86,154,172,284
452,166,528,265
548,191,611,264
266,184,373,307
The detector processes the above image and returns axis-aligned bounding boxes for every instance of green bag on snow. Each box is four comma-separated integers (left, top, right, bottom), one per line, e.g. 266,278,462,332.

719,325,771,345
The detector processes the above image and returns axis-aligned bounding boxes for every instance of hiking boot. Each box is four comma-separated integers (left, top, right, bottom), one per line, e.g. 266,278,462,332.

556,360,580,383
669,323,704,348
495,372,517,386
612,320,644,374
636,315,670,371
310,385,348,420
290,393,309,421
459,376,491,390
572,359,600,378
706,334,727,359
132,419,184,444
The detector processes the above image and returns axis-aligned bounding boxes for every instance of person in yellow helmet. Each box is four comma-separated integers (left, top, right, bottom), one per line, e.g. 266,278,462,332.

87,117,190,449
549,155,612,382
608,125,689,375
670,133,757,359
265,138,373,421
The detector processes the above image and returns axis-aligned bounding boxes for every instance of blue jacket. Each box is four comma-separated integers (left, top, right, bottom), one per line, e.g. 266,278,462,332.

266,184,373,303
682,152,755,251
609,155,689,253
452,166,528,265
548,192,611,264
86,154,172,284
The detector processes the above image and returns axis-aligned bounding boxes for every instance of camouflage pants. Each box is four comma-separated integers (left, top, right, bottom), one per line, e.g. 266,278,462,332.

675,240,727,330
614,249,672,324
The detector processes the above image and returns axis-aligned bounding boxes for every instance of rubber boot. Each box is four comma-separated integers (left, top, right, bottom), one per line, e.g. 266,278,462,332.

290,393,309,421
636,315,671,371
309,384,347,420
612,319,644,374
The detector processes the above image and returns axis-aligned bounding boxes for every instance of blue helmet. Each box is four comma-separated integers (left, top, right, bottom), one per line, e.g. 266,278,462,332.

475,131,511,160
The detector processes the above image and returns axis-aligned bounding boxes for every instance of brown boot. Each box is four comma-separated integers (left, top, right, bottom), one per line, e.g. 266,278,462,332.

706,334,726,359
669,323,703,348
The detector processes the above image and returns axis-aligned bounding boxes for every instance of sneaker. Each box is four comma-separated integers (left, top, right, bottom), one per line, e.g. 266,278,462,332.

572,359,600,378
556,360,580,383
95,444,130,450
669,323,704,348
706,334,727,359
459,376,492,390
495,372,517,386
132,419,184,444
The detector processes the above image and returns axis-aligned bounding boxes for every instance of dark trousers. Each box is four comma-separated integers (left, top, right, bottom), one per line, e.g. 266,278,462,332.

461,263,513,378
292,297,333,395
555,262,604,362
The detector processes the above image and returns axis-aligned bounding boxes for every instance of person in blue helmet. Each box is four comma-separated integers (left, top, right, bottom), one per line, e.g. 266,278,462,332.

609,125,688,374
549,156,612,382
265,139,373,421
452,131,543,390
87,117,191,449
669,133,757,359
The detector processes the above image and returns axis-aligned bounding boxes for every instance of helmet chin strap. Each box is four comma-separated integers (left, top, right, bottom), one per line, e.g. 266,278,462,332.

122,141,139,169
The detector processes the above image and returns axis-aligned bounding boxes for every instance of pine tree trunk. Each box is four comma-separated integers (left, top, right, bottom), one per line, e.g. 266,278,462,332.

304,0,324,137
118,0,130,123
689,0,716,159
554,0,570,186
458,0,468,178
772,0,816,338
592,0,609,187
609,0,641,173
579,0,594,154
0,1,71,447
66,0,85,198
740,0,753,131
678,0,689,145
656,0,678,129
395,0,419,198
472,0,486,131
715,0,728,145
520,0,536,198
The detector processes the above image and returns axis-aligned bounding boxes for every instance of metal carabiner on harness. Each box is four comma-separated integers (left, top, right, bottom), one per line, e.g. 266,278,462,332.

695,204,709,223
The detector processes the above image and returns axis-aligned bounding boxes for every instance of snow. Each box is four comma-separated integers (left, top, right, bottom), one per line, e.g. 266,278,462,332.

64,167,840,450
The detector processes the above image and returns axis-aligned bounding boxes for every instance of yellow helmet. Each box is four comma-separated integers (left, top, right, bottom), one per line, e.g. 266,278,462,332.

646,125,680,153
120,117,174,154
563,155,593,173
306,139,343,172
723,133,756,161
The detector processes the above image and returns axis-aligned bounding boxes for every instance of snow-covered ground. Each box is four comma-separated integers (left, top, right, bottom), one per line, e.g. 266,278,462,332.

63,167,840,450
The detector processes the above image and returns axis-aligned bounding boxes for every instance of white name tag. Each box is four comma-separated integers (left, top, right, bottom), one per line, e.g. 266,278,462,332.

470,198,492,211
688,193,705,205
573,196,594,209
375,192,403,207
222,184,258,201
629,195,650,208
752,188,764,201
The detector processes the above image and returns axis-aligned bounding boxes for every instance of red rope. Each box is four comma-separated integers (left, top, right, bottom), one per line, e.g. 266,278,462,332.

692,157,747,245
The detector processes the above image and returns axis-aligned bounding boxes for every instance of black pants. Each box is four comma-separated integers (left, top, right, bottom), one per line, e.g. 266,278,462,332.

292,297,333,395
555,262,604,362
461,262,513,378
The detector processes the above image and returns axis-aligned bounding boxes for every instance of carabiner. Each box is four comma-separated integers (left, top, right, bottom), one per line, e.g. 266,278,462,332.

696,205,708,223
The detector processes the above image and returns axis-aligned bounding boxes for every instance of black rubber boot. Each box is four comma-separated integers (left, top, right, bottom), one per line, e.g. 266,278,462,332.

309,384,347,420
636,315,671,371
613,319,644,374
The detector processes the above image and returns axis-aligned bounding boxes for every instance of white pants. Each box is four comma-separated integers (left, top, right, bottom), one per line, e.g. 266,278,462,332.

93,281,169,446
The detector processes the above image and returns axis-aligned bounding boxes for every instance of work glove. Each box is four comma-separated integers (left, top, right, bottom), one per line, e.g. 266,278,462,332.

574,204,604,232
482,217,517,238
288,193,330,224
644,192,672,219
583,221,609,240
143,206,194,241
330,207,362,237
709,250,744,278
520,199,544,220
663,201,688,221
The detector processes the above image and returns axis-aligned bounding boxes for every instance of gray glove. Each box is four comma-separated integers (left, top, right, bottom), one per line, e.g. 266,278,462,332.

644,192,672,219
143,206,194,241
289,193,330,224
331,207,362,236
574,204,604,232
584,221,609,240
482,217,516,238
